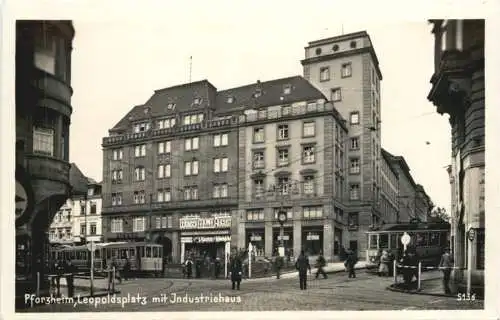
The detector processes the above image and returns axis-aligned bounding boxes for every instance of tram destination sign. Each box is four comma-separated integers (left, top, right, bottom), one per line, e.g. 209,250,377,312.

180,215,231,230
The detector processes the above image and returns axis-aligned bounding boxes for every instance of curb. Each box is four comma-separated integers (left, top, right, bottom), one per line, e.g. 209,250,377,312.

386,284,455,298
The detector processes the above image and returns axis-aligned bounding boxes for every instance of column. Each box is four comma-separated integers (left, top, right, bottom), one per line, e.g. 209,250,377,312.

264,221,273,257
171,232,179,263
323,221,334,261
237,221,245,249
293,219,301,259
54,114,63,158
180,241,185,264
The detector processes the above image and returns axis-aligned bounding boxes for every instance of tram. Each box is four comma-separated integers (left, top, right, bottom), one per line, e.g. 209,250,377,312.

49,241,164,276
365,222,450,269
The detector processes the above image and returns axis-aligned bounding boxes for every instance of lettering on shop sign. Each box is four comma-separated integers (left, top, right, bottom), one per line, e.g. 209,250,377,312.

181,235,231,243
250,235,262,241
277,235,290,241
306,234,320,241
179,215,231,230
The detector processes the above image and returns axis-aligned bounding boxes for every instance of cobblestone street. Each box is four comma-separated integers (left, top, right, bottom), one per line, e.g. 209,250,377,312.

22,271,484,312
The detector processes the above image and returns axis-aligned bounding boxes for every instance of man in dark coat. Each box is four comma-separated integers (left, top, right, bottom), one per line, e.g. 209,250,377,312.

439,248,453,294
275,253,284,279
184,256,193,279
229,252,243,290
64,259,76,298
295,250,311,290
345,249,358,278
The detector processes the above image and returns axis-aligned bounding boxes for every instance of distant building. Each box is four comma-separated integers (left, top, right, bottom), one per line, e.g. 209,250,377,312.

428,19,484,297
380,149,400,223
414,184,432,222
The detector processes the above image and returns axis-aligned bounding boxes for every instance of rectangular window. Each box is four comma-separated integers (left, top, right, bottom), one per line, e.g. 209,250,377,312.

111,193,122,206
158,164,171,179
184,160,199,176
350,158,360,174
320,67,330,82
184,137,199,151
278,149,289,166
213,183,229,198
303,206,323,219
111,219,123,233
214,157,229,172
112,149,123,160
133,122,150,133
34,33,56,74
33,127,54,156
278,124,289,140
348,213,359,226
159,118,176,129
90,202,97,214
90,223,97,235
254,179,264,198
303,175,315,194
157,189,171,202
133,190,146,204
273,208,293,220
80,223,86,236
350,112,360,125
133,217,146,232
111,169,123,183
302,145,315,164
350,137,359,150
303,121,315,137
246,209,265,221
283,84,292,95
253,151,265,169
350,184,360,200
277,176,290,195
134,144,146,157
331,88,342,102
253,127,265,143
183,186,198,200
214,133,229,147
158,141,171,154
135,167,146,181
341,63,352,78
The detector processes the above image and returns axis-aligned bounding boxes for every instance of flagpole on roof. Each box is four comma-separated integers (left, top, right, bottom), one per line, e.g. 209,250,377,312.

189,56,193,83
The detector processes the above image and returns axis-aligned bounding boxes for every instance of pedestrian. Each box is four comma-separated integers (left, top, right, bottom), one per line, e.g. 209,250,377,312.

399,250,412,289
315,251,327,279
378,250,390,277
229,251,243,290
275,252,284,279
123,257,131,281
184,256,193,279
344,249,358,278
295,250,311,290
64,259,76,298
195,257,202,279
439,247,453,294
214,257,221,279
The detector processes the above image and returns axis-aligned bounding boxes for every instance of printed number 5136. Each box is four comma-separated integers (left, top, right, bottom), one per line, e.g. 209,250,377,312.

457,293,476,301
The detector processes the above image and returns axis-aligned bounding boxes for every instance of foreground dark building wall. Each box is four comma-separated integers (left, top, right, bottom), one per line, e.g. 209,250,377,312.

15,20,75,301
428,19,485,297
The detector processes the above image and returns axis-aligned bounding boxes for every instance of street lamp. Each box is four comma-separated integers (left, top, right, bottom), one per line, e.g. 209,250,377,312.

277,210,288,256
80,196,94,296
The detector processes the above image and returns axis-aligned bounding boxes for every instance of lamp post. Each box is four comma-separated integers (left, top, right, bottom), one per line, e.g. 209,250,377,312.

277,210,287,257
80,196,94,296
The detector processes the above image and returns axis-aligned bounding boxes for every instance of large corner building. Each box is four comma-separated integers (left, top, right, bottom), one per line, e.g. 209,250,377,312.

101,31,432,262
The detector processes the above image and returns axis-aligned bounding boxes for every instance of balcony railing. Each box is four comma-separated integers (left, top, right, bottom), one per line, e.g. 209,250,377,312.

102,198,238,214
25,154,71,184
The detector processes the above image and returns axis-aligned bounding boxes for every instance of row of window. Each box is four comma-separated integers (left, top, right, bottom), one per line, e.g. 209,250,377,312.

253,122,315,143
111,133,230,161
252,146,316,169
111,157,229,183
79,223,98,236
253,175,317,197
110,215,174,233
246,206,324,221
111,183,231,206
319,63,353,83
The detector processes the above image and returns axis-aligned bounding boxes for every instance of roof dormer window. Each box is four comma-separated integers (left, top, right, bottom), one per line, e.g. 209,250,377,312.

167,103,176,110
227,96,234,103
253,89,262,98
193,98,202,105
133,122,150,133
283,84,292,95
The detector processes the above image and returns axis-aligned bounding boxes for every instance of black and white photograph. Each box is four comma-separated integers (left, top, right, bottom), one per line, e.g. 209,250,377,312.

1,1,498,319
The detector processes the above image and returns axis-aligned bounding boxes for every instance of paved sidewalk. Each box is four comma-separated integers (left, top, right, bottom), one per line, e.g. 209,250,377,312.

387,270,461,298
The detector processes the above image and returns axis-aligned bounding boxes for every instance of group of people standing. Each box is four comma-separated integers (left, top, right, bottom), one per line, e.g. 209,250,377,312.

182,254,223,279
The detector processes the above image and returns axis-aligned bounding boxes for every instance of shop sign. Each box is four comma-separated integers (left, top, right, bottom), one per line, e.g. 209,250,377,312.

277,235,290,241
180,215,231,230
181,235,231,243
306,233,320,241
250,235,262,241
116,232,139,240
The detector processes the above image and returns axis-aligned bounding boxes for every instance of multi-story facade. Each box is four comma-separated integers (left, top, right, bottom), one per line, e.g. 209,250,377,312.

414,184,431,222
301,31,383,257
428,19,484,296
15,21,76,301
102,80,239,263
380,149,400,223
233,76,348,261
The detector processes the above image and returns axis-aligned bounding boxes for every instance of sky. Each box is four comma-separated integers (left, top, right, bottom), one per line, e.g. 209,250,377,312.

66,10,452,213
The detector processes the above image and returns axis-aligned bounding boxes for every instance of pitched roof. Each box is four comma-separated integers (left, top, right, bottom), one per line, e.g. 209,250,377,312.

110,80,217,132
215,75,326,114
381,148,417,188
69,163,89,196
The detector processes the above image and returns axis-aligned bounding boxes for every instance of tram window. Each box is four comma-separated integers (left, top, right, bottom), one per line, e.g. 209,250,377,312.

112,248,118,258
439,232,448,248
153,247,158,258
83,251,87,260
138,246,144,257
106,248,111,259
95,249,101,259
390,234,398,249
160,247,163,257
121,249,127,259
379,234,389,249
416,233,429,247
70,251,76,260
369,235,378,249
429,233,439,246
129,248,135,257
146,246,152,258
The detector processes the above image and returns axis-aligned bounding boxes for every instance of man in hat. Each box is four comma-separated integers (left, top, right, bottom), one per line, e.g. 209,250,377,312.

229,251,243,290
295,250,311,290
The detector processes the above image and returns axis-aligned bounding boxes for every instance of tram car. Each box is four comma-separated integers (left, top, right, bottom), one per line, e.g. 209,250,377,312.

365,222,450,270
50,242,164,276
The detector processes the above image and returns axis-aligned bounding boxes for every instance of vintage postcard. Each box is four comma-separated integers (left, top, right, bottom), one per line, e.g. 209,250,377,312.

1,1,498,319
